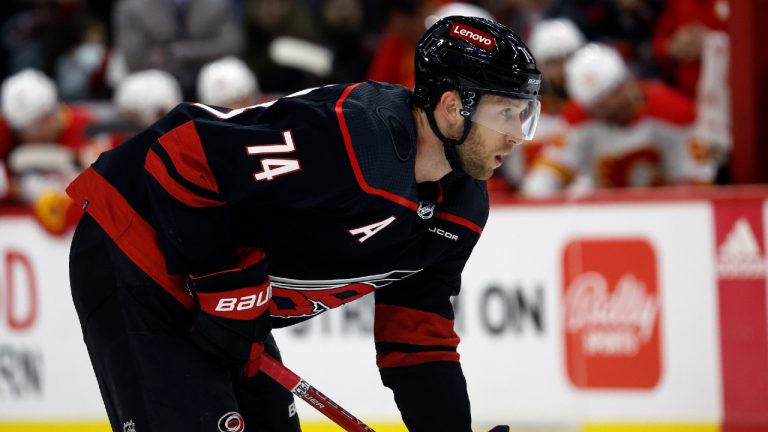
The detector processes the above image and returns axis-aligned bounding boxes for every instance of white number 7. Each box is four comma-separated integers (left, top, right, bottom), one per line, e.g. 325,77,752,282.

246,130,301,182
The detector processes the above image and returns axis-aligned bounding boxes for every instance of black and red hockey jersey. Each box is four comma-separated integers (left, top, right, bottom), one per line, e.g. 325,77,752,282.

66,81,489,431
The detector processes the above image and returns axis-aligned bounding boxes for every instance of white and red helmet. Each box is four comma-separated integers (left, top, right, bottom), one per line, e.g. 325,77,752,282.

114,69,182,126
424,2,495,29
197,56,260,108
528,18,586,63
0,68,58,130
565,43,630,107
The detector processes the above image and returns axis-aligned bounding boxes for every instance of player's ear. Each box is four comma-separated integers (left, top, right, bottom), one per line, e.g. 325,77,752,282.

436,90,463,127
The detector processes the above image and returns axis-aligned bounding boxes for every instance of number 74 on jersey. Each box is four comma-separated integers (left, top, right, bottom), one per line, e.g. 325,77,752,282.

193,102,302,183
246,130,301,182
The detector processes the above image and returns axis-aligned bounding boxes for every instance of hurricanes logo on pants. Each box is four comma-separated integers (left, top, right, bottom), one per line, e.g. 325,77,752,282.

217,411,245,432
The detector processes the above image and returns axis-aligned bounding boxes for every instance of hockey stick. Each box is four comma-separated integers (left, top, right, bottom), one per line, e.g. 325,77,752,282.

259,353,376,432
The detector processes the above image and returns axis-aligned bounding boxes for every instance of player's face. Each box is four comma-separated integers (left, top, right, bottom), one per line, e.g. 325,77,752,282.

458,95,540,180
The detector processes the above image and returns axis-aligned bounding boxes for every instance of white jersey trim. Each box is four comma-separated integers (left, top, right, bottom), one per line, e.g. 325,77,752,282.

269,269,422,290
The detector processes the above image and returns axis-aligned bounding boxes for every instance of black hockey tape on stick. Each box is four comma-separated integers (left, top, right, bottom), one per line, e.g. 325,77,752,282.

259,353,376,432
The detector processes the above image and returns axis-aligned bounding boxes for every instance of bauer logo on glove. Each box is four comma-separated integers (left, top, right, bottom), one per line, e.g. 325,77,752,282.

198,283,272,319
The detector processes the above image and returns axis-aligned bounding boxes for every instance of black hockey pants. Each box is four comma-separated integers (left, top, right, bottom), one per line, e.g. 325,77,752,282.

69,213,301,432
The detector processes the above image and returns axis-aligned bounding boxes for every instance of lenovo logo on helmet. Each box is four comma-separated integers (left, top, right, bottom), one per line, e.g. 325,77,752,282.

450,23,496,50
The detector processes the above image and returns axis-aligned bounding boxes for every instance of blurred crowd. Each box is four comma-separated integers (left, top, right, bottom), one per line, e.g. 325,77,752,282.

0,0,733,233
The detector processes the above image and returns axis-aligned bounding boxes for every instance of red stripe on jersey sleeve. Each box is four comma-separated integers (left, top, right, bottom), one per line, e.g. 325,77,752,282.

335,83,418,211
435,211,482,235
145,150,225,207
374,304,460,347
156,120,220,193
376,351,460,368
66,167,192,308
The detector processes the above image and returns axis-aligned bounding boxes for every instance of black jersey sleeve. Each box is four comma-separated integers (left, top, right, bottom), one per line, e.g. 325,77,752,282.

373,238,477,432
142,94,354,275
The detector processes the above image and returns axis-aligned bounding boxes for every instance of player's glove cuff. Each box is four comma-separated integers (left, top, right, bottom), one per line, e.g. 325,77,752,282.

187,248,272,376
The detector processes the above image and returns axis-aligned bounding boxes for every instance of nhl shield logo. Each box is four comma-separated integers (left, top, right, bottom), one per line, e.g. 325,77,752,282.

123,420,136,432
417,201,435,220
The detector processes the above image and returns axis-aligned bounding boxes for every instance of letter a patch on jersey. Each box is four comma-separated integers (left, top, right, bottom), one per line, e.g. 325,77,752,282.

349,216,396,243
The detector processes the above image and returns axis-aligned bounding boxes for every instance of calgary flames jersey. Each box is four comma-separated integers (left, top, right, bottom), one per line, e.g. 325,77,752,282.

67,82,487,429
522,81,715,196
501,110,568,188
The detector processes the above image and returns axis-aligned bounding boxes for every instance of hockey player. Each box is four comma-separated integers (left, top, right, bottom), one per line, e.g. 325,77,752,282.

67,16,541,431
1,69,96,231
522,43,715,197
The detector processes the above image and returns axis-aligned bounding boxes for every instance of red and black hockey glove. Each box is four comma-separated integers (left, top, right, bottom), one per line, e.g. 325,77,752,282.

186,248,272,378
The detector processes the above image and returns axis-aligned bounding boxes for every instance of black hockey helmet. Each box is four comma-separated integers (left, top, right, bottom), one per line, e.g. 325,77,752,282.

413,16,542,173
414,15,541,109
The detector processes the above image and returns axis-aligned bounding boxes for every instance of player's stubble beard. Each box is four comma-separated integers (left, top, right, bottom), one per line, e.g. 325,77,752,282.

456,124,495,180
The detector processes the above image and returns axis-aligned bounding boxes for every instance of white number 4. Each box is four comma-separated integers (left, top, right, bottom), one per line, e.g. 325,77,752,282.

246,130,301,182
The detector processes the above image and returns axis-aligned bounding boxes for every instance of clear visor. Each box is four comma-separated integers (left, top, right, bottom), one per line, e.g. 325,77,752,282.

469,96,541,141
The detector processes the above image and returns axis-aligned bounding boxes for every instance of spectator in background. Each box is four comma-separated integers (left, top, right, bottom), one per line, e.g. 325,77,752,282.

243,0,324,93
54,13,109,101
653,0,729,99
500,18,585,191
84,0,118,43
0,68,94,233
608,0,665,78
0,1,99,79
197,56,261,109
113,0,243,99
486,0,555,42
527,18,585,110
522,43,715,197
365,0,439,88
492,0,663,78
80,69,183,170
543,0,629,42
319,0,377,85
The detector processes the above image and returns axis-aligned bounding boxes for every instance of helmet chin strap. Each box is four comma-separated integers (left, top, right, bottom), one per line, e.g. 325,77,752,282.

425,108,473,174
